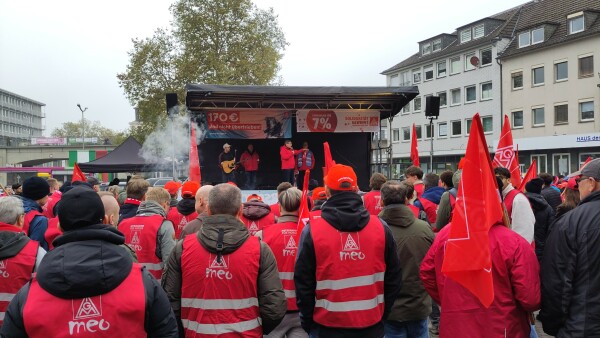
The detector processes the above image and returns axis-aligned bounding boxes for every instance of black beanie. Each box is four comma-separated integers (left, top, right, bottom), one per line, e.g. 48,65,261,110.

22,177,50,201
58,186,105,231
525,178,544,194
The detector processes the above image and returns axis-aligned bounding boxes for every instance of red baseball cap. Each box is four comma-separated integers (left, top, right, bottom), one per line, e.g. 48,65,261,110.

164,181,181,196
246,194,262,202
324,164,357,191
312,187,327,200
181,181,200,198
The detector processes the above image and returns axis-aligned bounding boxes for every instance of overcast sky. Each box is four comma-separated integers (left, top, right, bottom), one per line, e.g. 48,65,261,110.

0,0,527,136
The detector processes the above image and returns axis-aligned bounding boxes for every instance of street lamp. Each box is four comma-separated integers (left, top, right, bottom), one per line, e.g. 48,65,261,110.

77,104,88,150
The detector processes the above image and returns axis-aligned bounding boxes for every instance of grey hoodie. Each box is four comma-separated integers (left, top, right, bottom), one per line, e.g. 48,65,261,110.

136,200,176,265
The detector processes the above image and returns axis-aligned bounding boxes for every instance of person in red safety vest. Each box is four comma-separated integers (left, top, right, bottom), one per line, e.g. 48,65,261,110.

494,167,535,243
164,180,182,209
309,186,327,220
240,143,260,190
414,173,446,225
294,164,402,338
270,182,293,221
240,193,275,236
404,165,425,198
363,173,386,216
167,181,199,239
280,140,300,186
42,178,61,218
0,196,46,327
118,176,150,225
20,177,51,251
179,185,214,239
0,186,178,337
435,170,461,232
161,183,287,336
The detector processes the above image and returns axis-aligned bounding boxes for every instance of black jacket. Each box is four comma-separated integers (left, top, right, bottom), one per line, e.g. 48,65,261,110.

118,201,139,224
525,192,555,262
176,198,196,216
0,224,178,338
539,191,600,337
294,192,402,338
541,186,562,214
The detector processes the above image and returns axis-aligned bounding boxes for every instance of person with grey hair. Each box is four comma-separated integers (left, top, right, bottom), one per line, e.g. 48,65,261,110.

179,184,214,239
162,183,286,336
0,197,46,325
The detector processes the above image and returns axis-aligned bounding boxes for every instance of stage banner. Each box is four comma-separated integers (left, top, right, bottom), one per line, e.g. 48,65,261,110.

203,110,292,139
296,110,380,133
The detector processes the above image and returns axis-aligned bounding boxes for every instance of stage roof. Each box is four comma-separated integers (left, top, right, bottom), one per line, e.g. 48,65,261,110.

185,84,419,119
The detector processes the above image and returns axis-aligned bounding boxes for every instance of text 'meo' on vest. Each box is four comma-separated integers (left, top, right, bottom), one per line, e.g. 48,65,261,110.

118,214,164,279
0,240,38,326
23,264,146,337
310,216,386,328
262,222,298,311
180,234,263,337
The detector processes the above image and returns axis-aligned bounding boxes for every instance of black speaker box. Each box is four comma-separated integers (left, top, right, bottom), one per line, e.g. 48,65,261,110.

425,96,440,118
166,93,178,115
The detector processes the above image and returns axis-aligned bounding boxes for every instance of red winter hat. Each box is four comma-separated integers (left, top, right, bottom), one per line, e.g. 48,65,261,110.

164,181,181,196
181,181,200,198
324,164,357,191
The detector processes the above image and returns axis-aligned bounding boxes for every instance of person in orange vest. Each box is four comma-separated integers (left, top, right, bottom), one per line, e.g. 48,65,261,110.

162,183,287,336
270,182,292,220
363,173,387,215
0,186,178,337
241,193,275,236
20,177,51,250
404,166,425,198
167,181,199,239
256,187,307,338
119,187,176,279
414,173,445,225
295,164,402,338
0,197,46,327
179,185,214,239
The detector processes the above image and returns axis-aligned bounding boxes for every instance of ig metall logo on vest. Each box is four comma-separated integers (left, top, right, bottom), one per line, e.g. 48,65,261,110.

339,232,365,261
69,296,110,335
206,254,233,280
282,229,297,257
128,224,144,252
0,260,10,278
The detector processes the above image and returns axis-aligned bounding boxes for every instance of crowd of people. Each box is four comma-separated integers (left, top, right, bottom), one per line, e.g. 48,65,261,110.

0,157,599,337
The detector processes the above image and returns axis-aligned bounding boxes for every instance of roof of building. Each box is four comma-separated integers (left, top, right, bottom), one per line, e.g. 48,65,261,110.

498,0,600,59
381,2,532,75
0,88,46,106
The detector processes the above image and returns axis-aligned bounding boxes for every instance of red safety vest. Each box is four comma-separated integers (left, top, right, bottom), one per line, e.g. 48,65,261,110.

262,221,298,311
419,197,438,224
0,231,37,327
414,183,425,198
23,264,146,337
408,204,421,218
180,235,262,337
23,210,44,236
167,207,198,240
503,189,521,223
118,215,164,279
363,191,383,216
44,217,62,250
43,191,62,219
309,210,322,220
240,213,275,237
310,216,386,328
270,204,280,218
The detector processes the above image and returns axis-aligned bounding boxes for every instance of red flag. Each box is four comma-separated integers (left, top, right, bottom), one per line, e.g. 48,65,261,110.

296,170,311,256
72,163,86,183
188,126,201,183
493,115,521,187
323,142,336,176
582,156,592,169
442,113,503,308
410,123,420,167
519,160,537,192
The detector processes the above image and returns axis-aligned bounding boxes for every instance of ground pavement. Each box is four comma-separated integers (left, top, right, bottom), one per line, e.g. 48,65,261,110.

429,319,553,337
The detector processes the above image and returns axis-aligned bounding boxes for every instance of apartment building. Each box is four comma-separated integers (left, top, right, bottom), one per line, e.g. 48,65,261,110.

499,0,600,176
0,88,45,146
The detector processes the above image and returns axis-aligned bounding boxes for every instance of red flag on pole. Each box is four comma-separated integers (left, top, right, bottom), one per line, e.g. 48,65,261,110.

519,159,537,192
410,123,420,167
323,142,336,176
582,156,592,169
188,126,201,183
72,163,86,183
441,113,503,308
296,170,311,257
493,115,521,187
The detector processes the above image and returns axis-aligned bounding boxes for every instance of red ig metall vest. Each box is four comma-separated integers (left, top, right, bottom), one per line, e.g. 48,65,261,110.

503,189,521,223
419,197,438,224
23,264,146,337
309,210,322,220
363,191,383,216
44,217,62,251
0,238,38,326
240,213,275,237
118,215,164,279
167,208,198,240
310,216,386,328
180,235,262,337
262,221,298,311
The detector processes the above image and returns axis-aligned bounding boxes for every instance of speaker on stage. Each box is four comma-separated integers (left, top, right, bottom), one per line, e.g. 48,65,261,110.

166,93,178,116
425,96,440,118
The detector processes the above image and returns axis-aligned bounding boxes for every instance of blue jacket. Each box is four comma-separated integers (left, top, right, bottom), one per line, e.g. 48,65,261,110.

20,196,49,251
414,186,446,211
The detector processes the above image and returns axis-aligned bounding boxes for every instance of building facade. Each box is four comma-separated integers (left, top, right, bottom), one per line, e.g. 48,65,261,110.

0,88,45,147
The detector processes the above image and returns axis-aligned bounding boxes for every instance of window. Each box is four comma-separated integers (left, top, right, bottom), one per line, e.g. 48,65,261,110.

512,111,524,128
531,28,544,44
569,15,584,34
553,154,571,176
392,128,400,142
415,126,422,139
400,71,411,86
414,97,422,111
580,101,594,121
532,154,548,173
437,61,447,77
422,42,432,55
432,39,442,52
438,92,447,107
465,52,476,71
425,124,434,139
481,82,492,100
532,66,544,86
465,118,472,135
402,102,410,114
518,32,530,48
390,74,400,86
579,55,594,77
450,88,461,105
424,64,434,81
451,120,462,136
532,107,545,126
554,104,568,124
465,85,476,103
461,29,471,43
555,61,568,81
473,24,485,39
512,71,523,89
438,122,448,137
413,68,421,83
481,48,492,66
450,57,461,74
402,127,410,141
482,116,493,133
